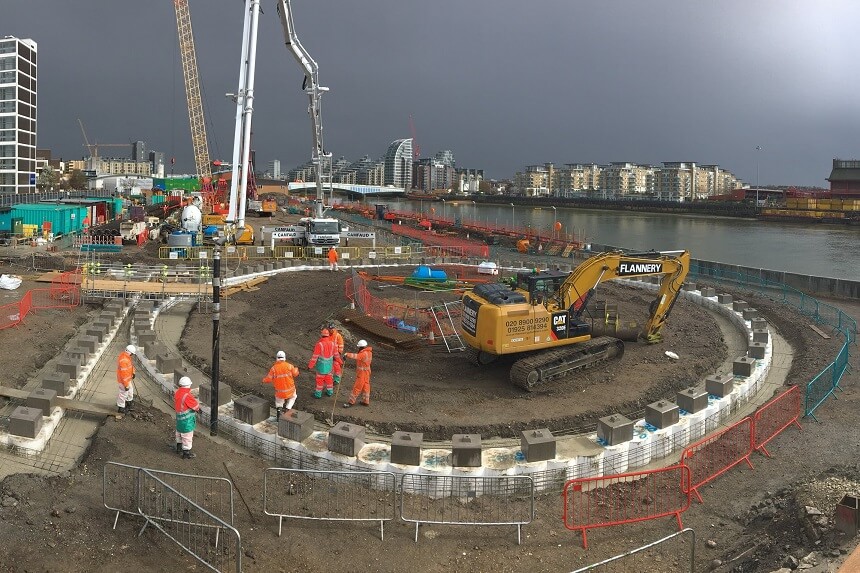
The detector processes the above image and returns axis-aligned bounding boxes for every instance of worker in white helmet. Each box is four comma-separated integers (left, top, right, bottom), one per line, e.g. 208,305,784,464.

343,339,373,408
174,376,201,459
262,350,299,419
116,344,136,414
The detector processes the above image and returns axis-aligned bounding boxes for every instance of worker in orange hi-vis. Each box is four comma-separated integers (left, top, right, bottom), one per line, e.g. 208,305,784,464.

327,246,339,271
174,376,201,459
263,351,299,419
308,328,341,398
116,344,136,414
327,322,345,385
343,339,372,407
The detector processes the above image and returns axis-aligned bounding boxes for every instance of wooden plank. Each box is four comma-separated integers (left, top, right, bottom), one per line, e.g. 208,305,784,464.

35,271,62,283
0,385,116,417
808,324,832,339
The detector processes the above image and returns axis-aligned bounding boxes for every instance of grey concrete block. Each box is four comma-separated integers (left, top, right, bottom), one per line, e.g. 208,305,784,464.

645,400,680,429
137,330,156,345
597,414,634,446
56,360,80,380
85,324,108,343
706,373,734,397
233,394,269,425
753,329,769,343
700,287,716,297
328,421,366,457
452,433,482,467
748,341,767,360
265,263,274,272
77,335,99,353
65,348,89,366
9,406,43,438
144,341,167,358
733,356,756,378
198,382,232,408
94,319,112,333
520,428,556,462
279,410,314,442
42,372,70,395
733,300,749,312
742,308,759,320
717,293,733,305
682,282,697,291
98,312,116,326
133,319,151,334
751,318,768,331
156,353,182,374
27,388,57,416
676,386,708,414
391,431,423,466
102,304,123,318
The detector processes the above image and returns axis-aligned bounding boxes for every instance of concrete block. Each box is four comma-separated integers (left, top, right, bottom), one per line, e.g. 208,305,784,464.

102,304,123,318
77,335,99,353
597,414,633,446
86,324,108,343
144,341,167,358
700,287,716,297
65,348,89,366
753,329,769,343
733,357,756,378
55,359,80,380
391,431,423,466
751,318,768,331
133,319,151,333
98,312,116,326
156,353,182,374
198,382,232,408
682,282,697,291
733,300,749,312
265,263,274,272
93,319,112,333
279,410,315,442
676,386,708,414
328,421,366,457
717,293,733,305
137,330,156,345
233,394,269,425
42,372,70,395
452,434,482,467
742,307,759,321
27,388,57,416
520,428,556,462
255,264,266,273
748,341,767,360
645,400,679,429
706,373,734,397
9,406,43,438
173,368,189,386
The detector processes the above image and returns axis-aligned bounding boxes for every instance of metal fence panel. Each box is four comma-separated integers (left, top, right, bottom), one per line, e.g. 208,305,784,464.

805,363,836,420
263,468,397,539
103,462,142,529
399,474,534,544
679,417,754,503
752,386,802,457
569,528,696,573
138,469,241,573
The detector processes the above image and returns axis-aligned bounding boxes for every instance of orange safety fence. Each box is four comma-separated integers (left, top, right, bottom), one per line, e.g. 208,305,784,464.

390,224,490,258
345,273,442,338
679,416,754,503
753,385,802,457
563,465,691,549
0,270,81,330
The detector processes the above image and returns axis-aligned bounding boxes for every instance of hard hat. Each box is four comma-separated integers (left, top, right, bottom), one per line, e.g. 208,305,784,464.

327,321,336,331
356,340,368,349
126,344,136,355
179,376,192,388
321,328,331,337
276,351,286,361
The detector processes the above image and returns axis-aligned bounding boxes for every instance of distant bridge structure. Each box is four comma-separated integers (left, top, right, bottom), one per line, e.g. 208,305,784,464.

284,182,405,198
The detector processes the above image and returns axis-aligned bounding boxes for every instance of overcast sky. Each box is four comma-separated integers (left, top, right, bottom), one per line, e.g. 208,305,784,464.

6,0,860,186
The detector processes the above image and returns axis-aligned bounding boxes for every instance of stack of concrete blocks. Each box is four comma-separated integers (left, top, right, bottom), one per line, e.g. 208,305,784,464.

328,422,366,457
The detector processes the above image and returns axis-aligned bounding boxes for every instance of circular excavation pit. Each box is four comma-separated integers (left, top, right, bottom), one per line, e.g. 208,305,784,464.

179,265,729,441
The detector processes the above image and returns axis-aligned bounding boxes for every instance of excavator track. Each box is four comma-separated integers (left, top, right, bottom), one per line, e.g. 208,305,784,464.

509,336,625,391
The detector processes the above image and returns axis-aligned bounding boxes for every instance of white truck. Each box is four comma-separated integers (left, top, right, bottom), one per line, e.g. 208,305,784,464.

261,217,344,247
119,221,147,242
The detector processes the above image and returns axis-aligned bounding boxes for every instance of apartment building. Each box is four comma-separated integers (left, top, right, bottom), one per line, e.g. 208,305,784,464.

513,164,550,196
0,36,37,195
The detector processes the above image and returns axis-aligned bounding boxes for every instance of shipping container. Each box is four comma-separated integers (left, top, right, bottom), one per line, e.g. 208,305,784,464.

152,177,200,193
0,208,11,233
11,204,89,236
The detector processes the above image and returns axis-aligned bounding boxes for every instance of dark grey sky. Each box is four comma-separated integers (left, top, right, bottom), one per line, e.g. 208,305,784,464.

6,0,859,186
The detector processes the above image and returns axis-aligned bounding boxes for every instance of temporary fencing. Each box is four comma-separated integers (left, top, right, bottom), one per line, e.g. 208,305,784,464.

679,417,754,503
562,465,690,550
391,223,490,258
399,474,534,544
753,385,802,457
0,270,81,330
103,462,239,573
569,528,696,573
262,468,397,540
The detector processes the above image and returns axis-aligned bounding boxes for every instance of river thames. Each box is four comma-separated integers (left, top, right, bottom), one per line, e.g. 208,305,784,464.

378,199,860,281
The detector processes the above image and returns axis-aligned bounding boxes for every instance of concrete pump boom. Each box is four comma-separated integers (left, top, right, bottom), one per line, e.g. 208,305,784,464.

277,0,331,219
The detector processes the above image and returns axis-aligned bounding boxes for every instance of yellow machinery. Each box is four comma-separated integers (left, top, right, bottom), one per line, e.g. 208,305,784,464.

461,250,690,390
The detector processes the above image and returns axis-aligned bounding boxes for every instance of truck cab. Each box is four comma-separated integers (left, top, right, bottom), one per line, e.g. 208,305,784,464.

300,217,341,246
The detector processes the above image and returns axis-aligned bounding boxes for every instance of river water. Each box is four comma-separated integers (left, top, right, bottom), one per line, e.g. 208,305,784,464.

378,199,860,281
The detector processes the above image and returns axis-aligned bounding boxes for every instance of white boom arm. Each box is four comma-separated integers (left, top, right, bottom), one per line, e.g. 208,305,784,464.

227,0,262,231
277,0,330,219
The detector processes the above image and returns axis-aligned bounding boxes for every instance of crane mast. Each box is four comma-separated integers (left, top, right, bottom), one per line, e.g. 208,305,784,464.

277,0,331,219
173,0,212,183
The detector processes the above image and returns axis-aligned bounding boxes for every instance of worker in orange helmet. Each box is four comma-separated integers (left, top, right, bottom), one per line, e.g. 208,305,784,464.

263,351,299,419
343,339,372,408
308,328,341,398
327,322,345,385
116,344,136,414
327,246,339,271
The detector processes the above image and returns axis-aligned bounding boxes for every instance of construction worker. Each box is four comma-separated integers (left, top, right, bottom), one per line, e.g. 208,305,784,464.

308,328,341,398
327,322,345,385
116,344,136,414
327,246,339,271
174,376,201,459
263,351,299,418
343,339,372,408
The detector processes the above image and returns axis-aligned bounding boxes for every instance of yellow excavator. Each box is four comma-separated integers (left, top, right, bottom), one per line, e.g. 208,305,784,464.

460,250,690,390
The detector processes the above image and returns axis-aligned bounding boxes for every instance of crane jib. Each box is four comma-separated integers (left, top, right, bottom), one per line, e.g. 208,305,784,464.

617,262,663,276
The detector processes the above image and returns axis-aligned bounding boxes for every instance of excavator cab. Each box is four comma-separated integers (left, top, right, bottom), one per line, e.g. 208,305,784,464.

515,269,568,306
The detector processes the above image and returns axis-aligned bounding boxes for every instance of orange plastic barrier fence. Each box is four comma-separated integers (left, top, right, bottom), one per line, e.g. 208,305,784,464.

680,416,754,503
391,224,489,258
753,385,802,457
0,271,81,330
563,465,691,549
